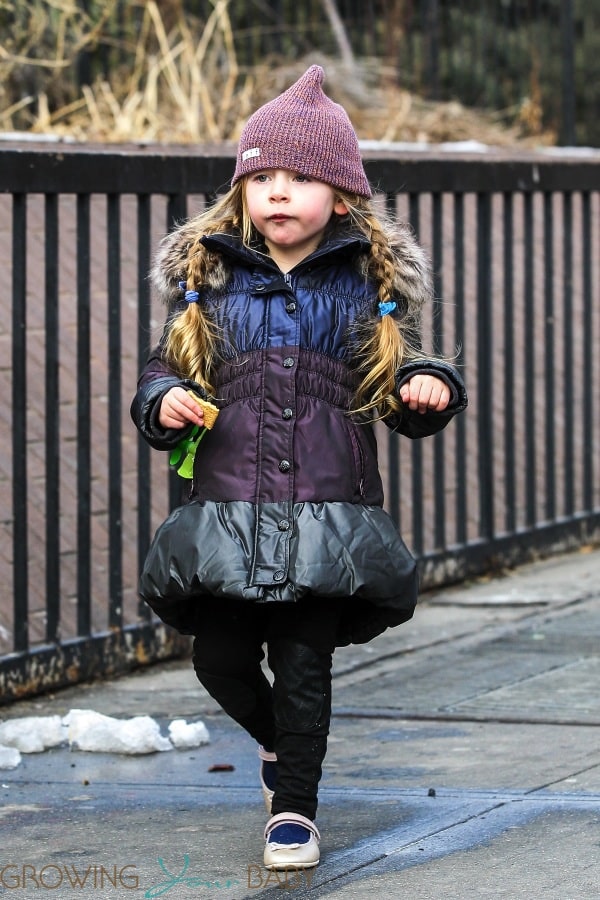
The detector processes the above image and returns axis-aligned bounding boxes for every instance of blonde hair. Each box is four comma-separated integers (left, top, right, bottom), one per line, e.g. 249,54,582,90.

162,185,245,395
336,193,425,419
163,181,426,419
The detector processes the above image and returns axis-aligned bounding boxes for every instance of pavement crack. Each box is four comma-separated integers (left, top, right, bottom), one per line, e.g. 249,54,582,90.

527,761,600,795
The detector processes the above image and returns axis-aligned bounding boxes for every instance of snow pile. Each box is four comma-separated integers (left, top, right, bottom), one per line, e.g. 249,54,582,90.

168,717,210,749
0,709,210,768
0,745,21,769
63,709,173,754
0,715,66,753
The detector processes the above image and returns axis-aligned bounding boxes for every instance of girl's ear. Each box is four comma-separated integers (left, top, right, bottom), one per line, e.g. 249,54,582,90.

333,197,349,216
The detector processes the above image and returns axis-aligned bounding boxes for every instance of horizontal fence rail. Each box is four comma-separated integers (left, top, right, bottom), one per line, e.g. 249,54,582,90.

1,143,599,702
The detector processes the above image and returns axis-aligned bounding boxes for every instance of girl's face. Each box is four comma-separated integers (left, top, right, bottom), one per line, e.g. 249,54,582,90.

244,169,348,272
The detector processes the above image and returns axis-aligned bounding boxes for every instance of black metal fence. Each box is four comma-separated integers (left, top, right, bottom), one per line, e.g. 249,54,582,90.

1,143,599,702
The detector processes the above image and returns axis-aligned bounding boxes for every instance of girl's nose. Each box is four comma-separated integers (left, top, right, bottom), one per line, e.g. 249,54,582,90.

269,173,289,200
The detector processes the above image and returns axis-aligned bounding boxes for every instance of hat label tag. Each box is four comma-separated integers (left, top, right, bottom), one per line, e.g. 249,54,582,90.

242,147,261,161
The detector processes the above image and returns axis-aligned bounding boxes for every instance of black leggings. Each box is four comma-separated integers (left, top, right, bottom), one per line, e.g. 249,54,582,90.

192,597,343,821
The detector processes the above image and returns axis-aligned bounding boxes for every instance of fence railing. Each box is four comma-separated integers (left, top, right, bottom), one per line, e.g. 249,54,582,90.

1,143,599,702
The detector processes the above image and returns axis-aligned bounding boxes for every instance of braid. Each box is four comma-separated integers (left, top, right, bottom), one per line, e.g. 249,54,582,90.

332,192,430,420
367,216,397,306
162,186,247,393
345,208,411,419
163,302,220,395
352,314,404,418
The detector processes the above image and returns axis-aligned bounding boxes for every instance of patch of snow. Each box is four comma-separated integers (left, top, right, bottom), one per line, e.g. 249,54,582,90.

0,709,212,767
168,718,210,749
0,716,66,753
0,131,77,143
0,745,22,769
63,709,173,754
439,140,489,152
540,145,600,158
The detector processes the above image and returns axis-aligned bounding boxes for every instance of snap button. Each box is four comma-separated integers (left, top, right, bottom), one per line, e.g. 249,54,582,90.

278,520,290,531
278,459,291,473
283,357,295,368
286,302,297,313
282,407,293,420
273,570,285,582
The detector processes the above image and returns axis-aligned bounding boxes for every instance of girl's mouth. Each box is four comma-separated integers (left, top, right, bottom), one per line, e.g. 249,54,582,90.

269,214,291,222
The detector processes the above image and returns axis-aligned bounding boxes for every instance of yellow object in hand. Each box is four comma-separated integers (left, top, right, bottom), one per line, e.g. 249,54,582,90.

169,392,220,479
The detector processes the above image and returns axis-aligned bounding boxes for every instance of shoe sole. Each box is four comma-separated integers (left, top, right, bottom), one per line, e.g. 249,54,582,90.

264,860,319,871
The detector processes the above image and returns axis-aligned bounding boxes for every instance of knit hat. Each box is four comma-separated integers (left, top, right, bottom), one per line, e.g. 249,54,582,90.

232,65,372,198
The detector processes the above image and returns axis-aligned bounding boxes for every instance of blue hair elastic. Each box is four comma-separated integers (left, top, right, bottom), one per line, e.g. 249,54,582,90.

178,281,199,304
378,301,397,317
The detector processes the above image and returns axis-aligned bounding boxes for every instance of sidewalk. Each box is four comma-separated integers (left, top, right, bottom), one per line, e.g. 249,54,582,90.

1,546,599,899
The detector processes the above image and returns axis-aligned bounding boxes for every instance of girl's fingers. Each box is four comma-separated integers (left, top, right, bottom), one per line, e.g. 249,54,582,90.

436,384,451,411
400,376,451,413
160,388,204,428
178,394,205,425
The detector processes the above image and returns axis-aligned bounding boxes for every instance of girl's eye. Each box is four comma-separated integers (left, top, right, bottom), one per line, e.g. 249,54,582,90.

294,174,310,183
253,173,269,183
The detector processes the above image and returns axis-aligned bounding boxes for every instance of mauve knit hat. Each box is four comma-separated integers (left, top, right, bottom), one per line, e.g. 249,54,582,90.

232,65,372,198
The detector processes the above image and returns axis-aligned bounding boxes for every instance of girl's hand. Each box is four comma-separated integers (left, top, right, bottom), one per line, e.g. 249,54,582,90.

159,387,205,429
399,375,451,414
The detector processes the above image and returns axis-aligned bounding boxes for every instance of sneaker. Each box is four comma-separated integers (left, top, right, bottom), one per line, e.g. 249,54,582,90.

258,746,277,814
263,812,320,870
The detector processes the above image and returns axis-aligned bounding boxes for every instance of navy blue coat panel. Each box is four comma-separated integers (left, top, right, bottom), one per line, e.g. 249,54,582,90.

131,231,467,645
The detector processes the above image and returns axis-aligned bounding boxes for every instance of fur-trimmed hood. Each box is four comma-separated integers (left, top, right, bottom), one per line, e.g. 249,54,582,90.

150,217,433,320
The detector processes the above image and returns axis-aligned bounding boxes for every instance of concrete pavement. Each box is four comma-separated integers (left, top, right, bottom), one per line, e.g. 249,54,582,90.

1,546,599,898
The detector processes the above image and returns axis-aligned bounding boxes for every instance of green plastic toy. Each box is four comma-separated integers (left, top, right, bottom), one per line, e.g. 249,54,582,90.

169,392,220,479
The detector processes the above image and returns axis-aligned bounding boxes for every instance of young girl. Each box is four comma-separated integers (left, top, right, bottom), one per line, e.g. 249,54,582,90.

131,65,467,871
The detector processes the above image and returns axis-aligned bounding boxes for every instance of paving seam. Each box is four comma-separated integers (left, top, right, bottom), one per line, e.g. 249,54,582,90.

331,706,600,726
332,595,595,686
8,779,600,807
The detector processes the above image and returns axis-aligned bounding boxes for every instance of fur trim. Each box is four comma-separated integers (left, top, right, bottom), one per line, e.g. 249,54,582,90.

150,220,229,309
388,222,432,311
151,217,432,317
354,220,432,325
150,222,191,307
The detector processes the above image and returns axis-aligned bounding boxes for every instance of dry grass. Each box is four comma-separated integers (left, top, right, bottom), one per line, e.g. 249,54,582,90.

0,0,555,147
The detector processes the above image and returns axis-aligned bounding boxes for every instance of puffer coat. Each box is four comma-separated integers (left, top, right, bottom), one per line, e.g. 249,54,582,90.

131,226,467,646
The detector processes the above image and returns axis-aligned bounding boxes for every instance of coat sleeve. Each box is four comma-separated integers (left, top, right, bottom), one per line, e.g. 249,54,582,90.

130,347,208,451
385,358,468,439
